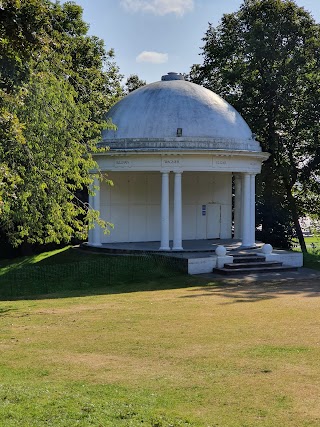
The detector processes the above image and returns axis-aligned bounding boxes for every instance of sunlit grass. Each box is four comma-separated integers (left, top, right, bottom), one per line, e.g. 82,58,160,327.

1,247,320,425
0,246,71,275
0,268,320,425
292,236,320,270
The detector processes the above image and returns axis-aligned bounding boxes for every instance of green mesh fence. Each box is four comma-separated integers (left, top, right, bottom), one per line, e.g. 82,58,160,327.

0,253,186,298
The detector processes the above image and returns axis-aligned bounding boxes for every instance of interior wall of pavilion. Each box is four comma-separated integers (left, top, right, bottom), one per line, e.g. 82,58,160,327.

100,171,232,243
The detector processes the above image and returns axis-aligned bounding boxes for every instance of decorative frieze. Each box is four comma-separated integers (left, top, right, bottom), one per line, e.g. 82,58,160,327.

95,153,265,173
114,159,132,168
161,157,183,168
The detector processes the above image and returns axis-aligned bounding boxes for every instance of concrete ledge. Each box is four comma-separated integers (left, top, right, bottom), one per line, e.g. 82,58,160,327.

217,255,233,269
260,253,279,262
276,251,303,267
259,251,303,267
187,255,233,274
188,257,216,274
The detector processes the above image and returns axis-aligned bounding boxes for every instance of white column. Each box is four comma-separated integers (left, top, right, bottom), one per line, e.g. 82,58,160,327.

250,173,256,247
241,173,251,247
89,176,102,247
173,172,183,251
159,172,170,250
234,173,242,239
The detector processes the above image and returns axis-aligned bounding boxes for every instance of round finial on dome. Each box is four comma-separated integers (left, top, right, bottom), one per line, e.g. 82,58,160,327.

262,243,273,254
161,72,184,81
215,245,227,256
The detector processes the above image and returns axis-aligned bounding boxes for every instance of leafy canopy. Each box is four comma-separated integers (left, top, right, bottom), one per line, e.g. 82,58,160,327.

124,74,146,93
190,0,320,249
0,0,123,247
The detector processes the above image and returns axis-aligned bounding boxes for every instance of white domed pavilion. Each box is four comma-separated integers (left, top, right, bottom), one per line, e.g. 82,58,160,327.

88,72,269,251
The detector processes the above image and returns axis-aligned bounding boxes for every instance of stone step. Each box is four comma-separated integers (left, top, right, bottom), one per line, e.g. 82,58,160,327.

232,252,262,256
232,255,265,263
224,261,282,269
214,265,298,275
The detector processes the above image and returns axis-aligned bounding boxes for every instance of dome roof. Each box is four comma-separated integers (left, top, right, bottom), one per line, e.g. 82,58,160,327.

102,73,261,152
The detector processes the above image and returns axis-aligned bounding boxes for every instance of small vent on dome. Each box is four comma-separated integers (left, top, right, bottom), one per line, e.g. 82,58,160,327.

161,72,184,81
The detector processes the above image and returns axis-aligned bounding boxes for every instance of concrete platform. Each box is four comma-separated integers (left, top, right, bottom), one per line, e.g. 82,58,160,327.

83,239,259,253
82,240,303,275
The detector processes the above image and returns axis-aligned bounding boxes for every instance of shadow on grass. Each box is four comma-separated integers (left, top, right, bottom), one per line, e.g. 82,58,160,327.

3,278,202,301
0,247,201,300
303,252,320,271
2,247,320,302
180,279,320,303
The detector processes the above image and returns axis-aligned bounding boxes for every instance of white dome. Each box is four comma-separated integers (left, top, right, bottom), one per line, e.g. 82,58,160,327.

102,73,261,152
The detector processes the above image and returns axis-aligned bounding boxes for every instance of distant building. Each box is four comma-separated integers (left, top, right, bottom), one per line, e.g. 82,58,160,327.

88,72,269,250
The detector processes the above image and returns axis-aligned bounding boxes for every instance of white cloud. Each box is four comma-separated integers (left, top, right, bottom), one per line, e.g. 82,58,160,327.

120,0,194,16
136,51,168,64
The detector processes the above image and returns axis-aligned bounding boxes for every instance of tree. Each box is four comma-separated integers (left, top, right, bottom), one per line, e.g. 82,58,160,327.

0,0,46,247
0,0,123,248
124,74,146,93
190,0,320,251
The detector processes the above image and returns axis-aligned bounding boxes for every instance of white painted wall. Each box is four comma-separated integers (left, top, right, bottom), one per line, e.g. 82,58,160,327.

182,172,232,240
100,171,232,243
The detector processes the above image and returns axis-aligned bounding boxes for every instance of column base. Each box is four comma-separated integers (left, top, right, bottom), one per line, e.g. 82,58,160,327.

159,246,171,251
172,247,184,251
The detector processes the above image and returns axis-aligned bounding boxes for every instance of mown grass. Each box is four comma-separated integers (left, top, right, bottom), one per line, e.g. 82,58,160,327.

0,247,320,426
293,236,320,270
0,247,187,298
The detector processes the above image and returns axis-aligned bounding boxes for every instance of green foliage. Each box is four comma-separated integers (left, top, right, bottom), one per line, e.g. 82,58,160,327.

190,0,320,250
0,0,48,91
124,73,146,93
0,0,123,247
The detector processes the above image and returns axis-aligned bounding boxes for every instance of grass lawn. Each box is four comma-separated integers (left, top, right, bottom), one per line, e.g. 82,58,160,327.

0,248,320,426
293,236,320,270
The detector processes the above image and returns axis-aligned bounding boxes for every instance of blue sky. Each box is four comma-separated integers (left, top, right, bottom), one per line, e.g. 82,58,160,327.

63,0,320,84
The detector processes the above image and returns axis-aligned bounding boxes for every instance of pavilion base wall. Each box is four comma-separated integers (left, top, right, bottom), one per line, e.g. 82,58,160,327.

261,251,303,267
187,255,233,274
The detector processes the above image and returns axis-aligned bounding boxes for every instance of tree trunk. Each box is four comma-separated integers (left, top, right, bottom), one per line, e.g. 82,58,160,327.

261,166,275,234
285,184,307,253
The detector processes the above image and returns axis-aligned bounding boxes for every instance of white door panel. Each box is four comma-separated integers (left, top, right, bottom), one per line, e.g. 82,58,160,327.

206,204,221,238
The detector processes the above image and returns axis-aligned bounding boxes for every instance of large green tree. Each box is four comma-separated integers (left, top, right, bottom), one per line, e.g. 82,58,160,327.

190,0,320,251
0,0,122,247
124,74,146,94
